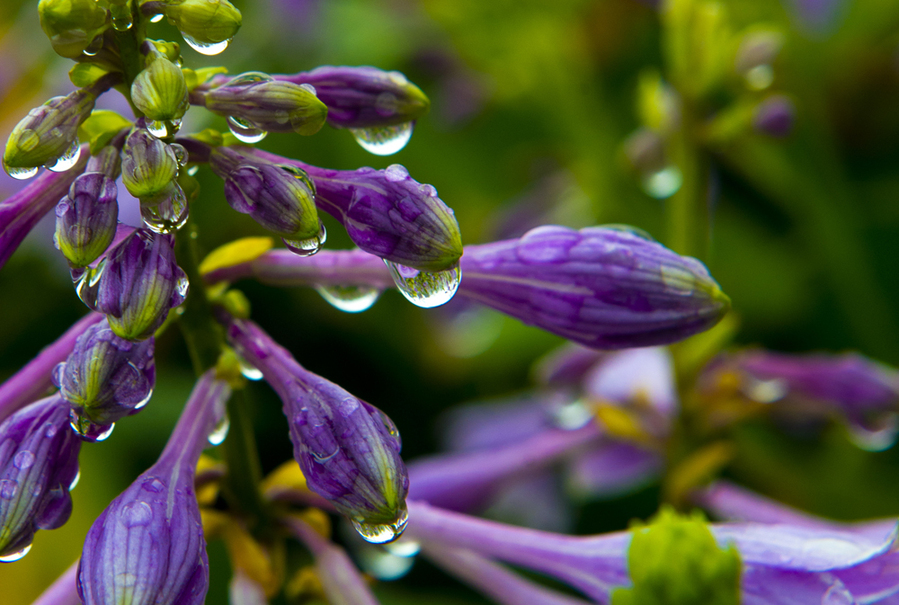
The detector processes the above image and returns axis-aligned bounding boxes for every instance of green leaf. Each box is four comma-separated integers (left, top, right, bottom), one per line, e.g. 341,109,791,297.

78,110,133,154
69,62,112,88
612,506,741,605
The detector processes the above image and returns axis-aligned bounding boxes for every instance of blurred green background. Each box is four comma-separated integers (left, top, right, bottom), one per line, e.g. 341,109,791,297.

1,0,899,602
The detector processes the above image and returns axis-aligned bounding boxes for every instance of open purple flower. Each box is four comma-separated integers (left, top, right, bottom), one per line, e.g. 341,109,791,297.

77,370,230,605
226,317,409,542
0,395,81,561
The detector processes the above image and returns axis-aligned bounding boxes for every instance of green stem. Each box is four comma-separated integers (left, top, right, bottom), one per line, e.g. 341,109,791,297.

666,105,710,262
111,1,146,117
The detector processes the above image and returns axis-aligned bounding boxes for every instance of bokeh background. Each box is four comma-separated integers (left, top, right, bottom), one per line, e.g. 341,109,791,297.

1,0,899,602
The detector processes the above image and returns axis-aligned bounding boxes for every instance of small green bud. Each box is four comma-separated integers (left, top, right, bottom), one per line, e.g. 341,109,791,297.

131,52,189,122
38,0,110,59
163,0,242,53
4,90,96,170
121,127,179,200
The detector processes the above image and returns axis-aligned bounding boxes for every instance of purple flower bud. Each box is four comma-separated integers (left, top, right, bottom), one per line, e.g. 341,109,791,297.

77,371,230,605
121,127,180,201
753,95,795,138
277,66,430,129
96,229,187,340
0,151,88,270
458,226,730,349
3,90,95,172
0,395,81,561
199,72,327,135
53,319,155,427
227,318,409,542
209,146,320,240
54,172,119,267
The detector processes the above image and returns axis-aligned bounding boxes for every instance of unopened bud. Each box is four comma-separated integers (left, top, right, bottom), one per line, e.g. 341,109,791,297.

131,50,189,122
121,127,179,200
38,0,109,59
54,172,119,267
163,0,242,51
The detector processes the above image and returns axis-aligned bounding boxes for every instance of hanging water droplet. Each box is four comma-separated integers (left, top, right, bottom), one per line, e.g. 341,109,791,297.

316,285,381,313
69,409,114,442
350,122,414,156
2,161,38,180
73,262,105,310
641,166,683,199
0,479,19,499
283,220,327,257
170,144,188,167
207,413,230,445
133,387,153,411
0,543,32,563
227,116,267,143
110,3,133,31
181,33,230,56
46,139,82,173
237,356,263,381
352,506,409,544
386,261,461,308
150,13,164,23
13,450,35,470
146,120,168,138
141,185,189,233
82,35,103,56
69,469,81,490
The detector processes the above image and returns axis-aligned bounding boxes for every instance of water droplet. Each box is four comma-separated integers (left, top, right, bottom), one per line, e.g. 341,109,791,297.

384,539,421,557
225,72,273,87
0,479,19,500
822,580,855,605
554,400,594,430
602,224,657,242
384,163,409,182
848,414,898,452
227,116,267,143
74,262,105,310
110,3,133,31
46,139,82,173
316,285,381,313
299,83,317,96
69,409,115,442
133,387,153,411
237,357,263,381
13,450,35,470
170,144,188,167
312,445,339,463
352,506,409,544
207,414,230,446
145,478,165,493
181,33,230,56
44,422,58,439
278,164,316,193
141,185,189,233
122,501,153,527
176,275,190,299
350,122,414,156
744,64,775,90
187,165,199,176
283,220,327,257
146,121,167,138
641,166,683,199
0,543,32,562
2,162,38,180
150,13,164,23
82,35,103,56
69,469,81,491
386,261,461,308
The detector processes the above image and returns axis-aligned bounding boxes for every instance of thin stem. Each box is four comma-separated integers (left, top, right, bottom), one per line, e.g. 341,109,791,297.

666,102,710,262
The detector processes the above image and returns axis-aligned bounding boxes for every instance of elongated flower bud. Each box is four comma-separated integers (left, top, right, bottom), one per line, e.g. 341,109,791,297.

199,72,327,135
0,396,81,561
227,318,409,542
4,90,95,172
161,0,242,51
121,127,180,201
209,146,320,240
77,371,230,605
53,319,155,426
131,50,190,123
96,229,187,340
38,0,109,59
54,172,119,267
278,66,430,129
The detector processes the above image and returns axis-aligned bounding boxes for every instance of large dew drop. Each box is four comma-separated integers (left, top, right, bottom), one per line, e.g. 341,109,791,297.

3,160,38,180
0,543,32,563
283,221,327,257
228,116,267,143
350,122,414,156
73,262,105,310
46,139,82,173
316,285,381,313
69,409,115,442
110,3,133,31
386,261,461,309
141,186,189,233
352,506,409,544
181,33,230,56
207,414,230,446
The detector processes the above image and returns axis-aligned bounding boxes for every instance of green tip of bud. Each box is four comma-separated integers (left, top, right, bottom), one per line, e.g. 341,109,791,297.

612,507,741,605
38,0,109,59
164,0,242,47
131,54,189,122
4,91,96,169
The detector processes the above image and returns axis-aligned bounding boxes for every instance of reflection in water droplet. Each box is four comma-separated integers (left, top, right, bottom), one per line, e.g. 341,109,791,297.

181,33,230,56
82,35,103,56
316,285,381,313
46,140,82,173
386,261,461,309
13,450,35,470
69,409,115,442
283,221,327,257
122,501,153,527
641,166,682,199
150,13,164,23
207,414,230,446
170,144,188,167
0,543,32,562
237,357,263,381
73,262,106,310
69,469,81,491
141,186,189,233
352,506,409,544
110,3,133,31
147,121,168,138
227,116,267,143
848,414,898,452
350,122,414,156
0,479,19,500
3,162,39,180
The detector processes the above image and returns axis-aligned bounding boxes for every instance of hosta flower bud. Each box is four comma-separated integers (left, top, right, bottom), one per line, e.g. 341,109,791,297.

162,0,242,50
38,0,109,59
96,229,187,340
53,320,155,426
227,318,409,542
78,371,230,605
0,396,81,561
4,90,95,171
280,66,430,129
121,127,179,201
131,51,190,123
458,226,730,349
209,146,320,240
54,172,119,267
201,73,327,135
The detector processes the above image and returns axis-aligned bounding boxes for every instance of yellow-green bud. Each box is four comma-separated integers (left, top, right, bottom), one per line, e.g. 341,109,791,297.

4,90,96,169
131,53,189,122
38,0,109,59
164,0,242,50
